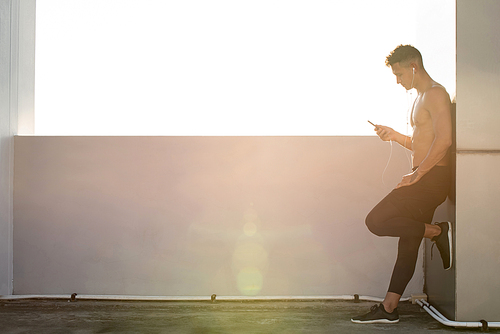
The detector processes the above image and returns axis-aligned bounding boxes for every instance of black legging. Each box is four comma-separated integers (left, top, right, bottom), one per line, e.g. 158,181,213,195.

366,196,435,294
365,166,451,295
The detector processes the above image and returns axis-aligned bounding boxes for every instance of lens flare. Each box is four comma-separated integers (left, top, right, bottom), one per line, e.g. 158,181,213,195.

237,267,263,296
232,205,270,295
232,242,268,271
232,241,268,295
243,222,257,236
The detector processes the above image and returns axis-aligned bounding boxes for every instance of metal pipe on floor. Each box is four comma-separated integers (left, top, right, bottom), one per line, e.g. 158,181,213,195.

416,299,500,329
0,294,411,303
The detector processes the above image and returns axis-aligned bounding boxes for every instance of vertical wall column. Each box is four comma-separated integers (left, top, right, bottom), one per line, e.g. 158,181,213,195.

0,0,35,296
455,0,500,321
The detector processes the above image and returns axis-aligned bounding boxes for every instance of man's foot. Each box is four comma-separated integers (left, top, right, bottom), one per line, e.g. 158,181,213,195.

351,304,399,324
432,222,453,270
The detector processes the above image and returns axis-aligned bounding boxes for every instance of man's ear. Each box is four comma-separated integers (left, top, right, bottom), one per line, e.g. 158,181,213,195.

409,62,418,73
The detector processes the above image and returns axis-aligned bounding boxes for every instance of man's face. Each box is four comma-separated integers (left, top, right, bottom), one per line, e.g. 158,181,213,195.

391,62,412,90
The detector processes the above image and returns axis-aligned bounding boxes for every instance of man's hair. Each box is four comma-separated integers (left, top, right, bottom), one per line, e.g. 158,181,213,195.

385,44,423,68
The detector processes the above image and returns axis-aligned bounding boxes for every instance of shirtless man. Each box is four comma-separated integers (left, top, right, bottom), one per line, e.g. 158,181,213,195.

351,45,453,324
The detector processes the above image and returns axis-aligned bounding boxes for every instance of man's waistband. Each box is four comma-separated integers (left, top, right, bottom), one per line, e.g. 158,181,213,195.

412,165,450,173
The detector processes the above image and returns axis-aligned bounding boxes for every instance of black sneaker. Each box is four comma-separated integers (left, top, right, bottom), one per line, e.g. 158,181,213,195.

432,222,453,270
351,304,399,324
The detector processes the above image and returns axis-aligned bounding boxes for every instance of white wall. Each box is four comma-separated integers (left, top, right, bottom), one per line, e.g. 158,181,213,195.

456,0,500,151
455,0,500,322
0,0,14,296
0,0,35,296
13,136,427,297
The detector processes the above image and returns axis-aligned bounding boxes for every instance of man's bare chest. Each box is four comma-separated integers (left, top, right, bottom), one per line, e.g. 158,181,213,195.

411,96,432,128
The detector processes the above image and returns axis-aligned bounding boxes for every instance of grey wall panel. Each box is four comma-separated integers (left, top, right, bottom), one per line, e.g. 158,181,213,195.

14,136,423,297
0,0,14,296
456,153,500,321
1,0,36,296
456,0,500,151
455,0,500,322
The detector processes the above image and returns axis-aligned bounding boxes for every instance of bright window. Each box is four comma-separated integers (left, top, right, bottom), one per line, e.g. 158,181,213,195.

35,0,455,135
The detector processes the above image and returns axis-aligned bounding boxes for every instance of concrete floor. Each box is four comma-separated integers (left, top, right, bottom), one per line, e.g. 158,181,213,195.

0,299,495,333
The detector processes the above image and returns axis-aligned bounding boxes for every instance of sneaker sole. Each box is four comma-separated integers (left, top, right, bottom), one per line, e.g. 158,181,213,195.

445,221,453,270
351,319,400,324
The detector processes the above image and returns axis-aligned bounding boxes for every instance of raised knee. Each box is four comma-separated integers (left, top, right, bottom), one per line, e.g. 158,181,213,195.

365,214,383,236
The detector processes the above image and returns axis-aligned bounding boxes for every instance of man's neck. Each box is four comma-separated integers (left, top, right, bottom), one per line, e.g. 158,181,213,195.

414,71,434,94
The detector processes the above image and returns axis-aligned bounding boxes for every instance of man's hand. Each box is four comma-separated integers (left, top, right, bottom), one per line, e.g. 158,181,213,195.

375,125,396,142
396,170,422,189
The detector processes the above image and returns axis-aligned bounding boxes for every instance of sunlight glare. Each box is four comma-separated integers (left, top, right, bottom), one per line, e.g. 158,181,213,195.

35,0,455,136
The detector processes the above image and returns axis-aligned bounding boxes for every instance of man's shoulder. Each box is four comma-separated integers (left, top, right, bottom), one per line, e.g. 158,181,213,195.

422,84,450,106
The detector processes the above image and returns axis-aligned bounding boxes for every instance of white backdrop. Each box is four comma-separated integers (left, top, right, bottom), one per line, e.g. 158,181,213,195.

34,0,455,136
